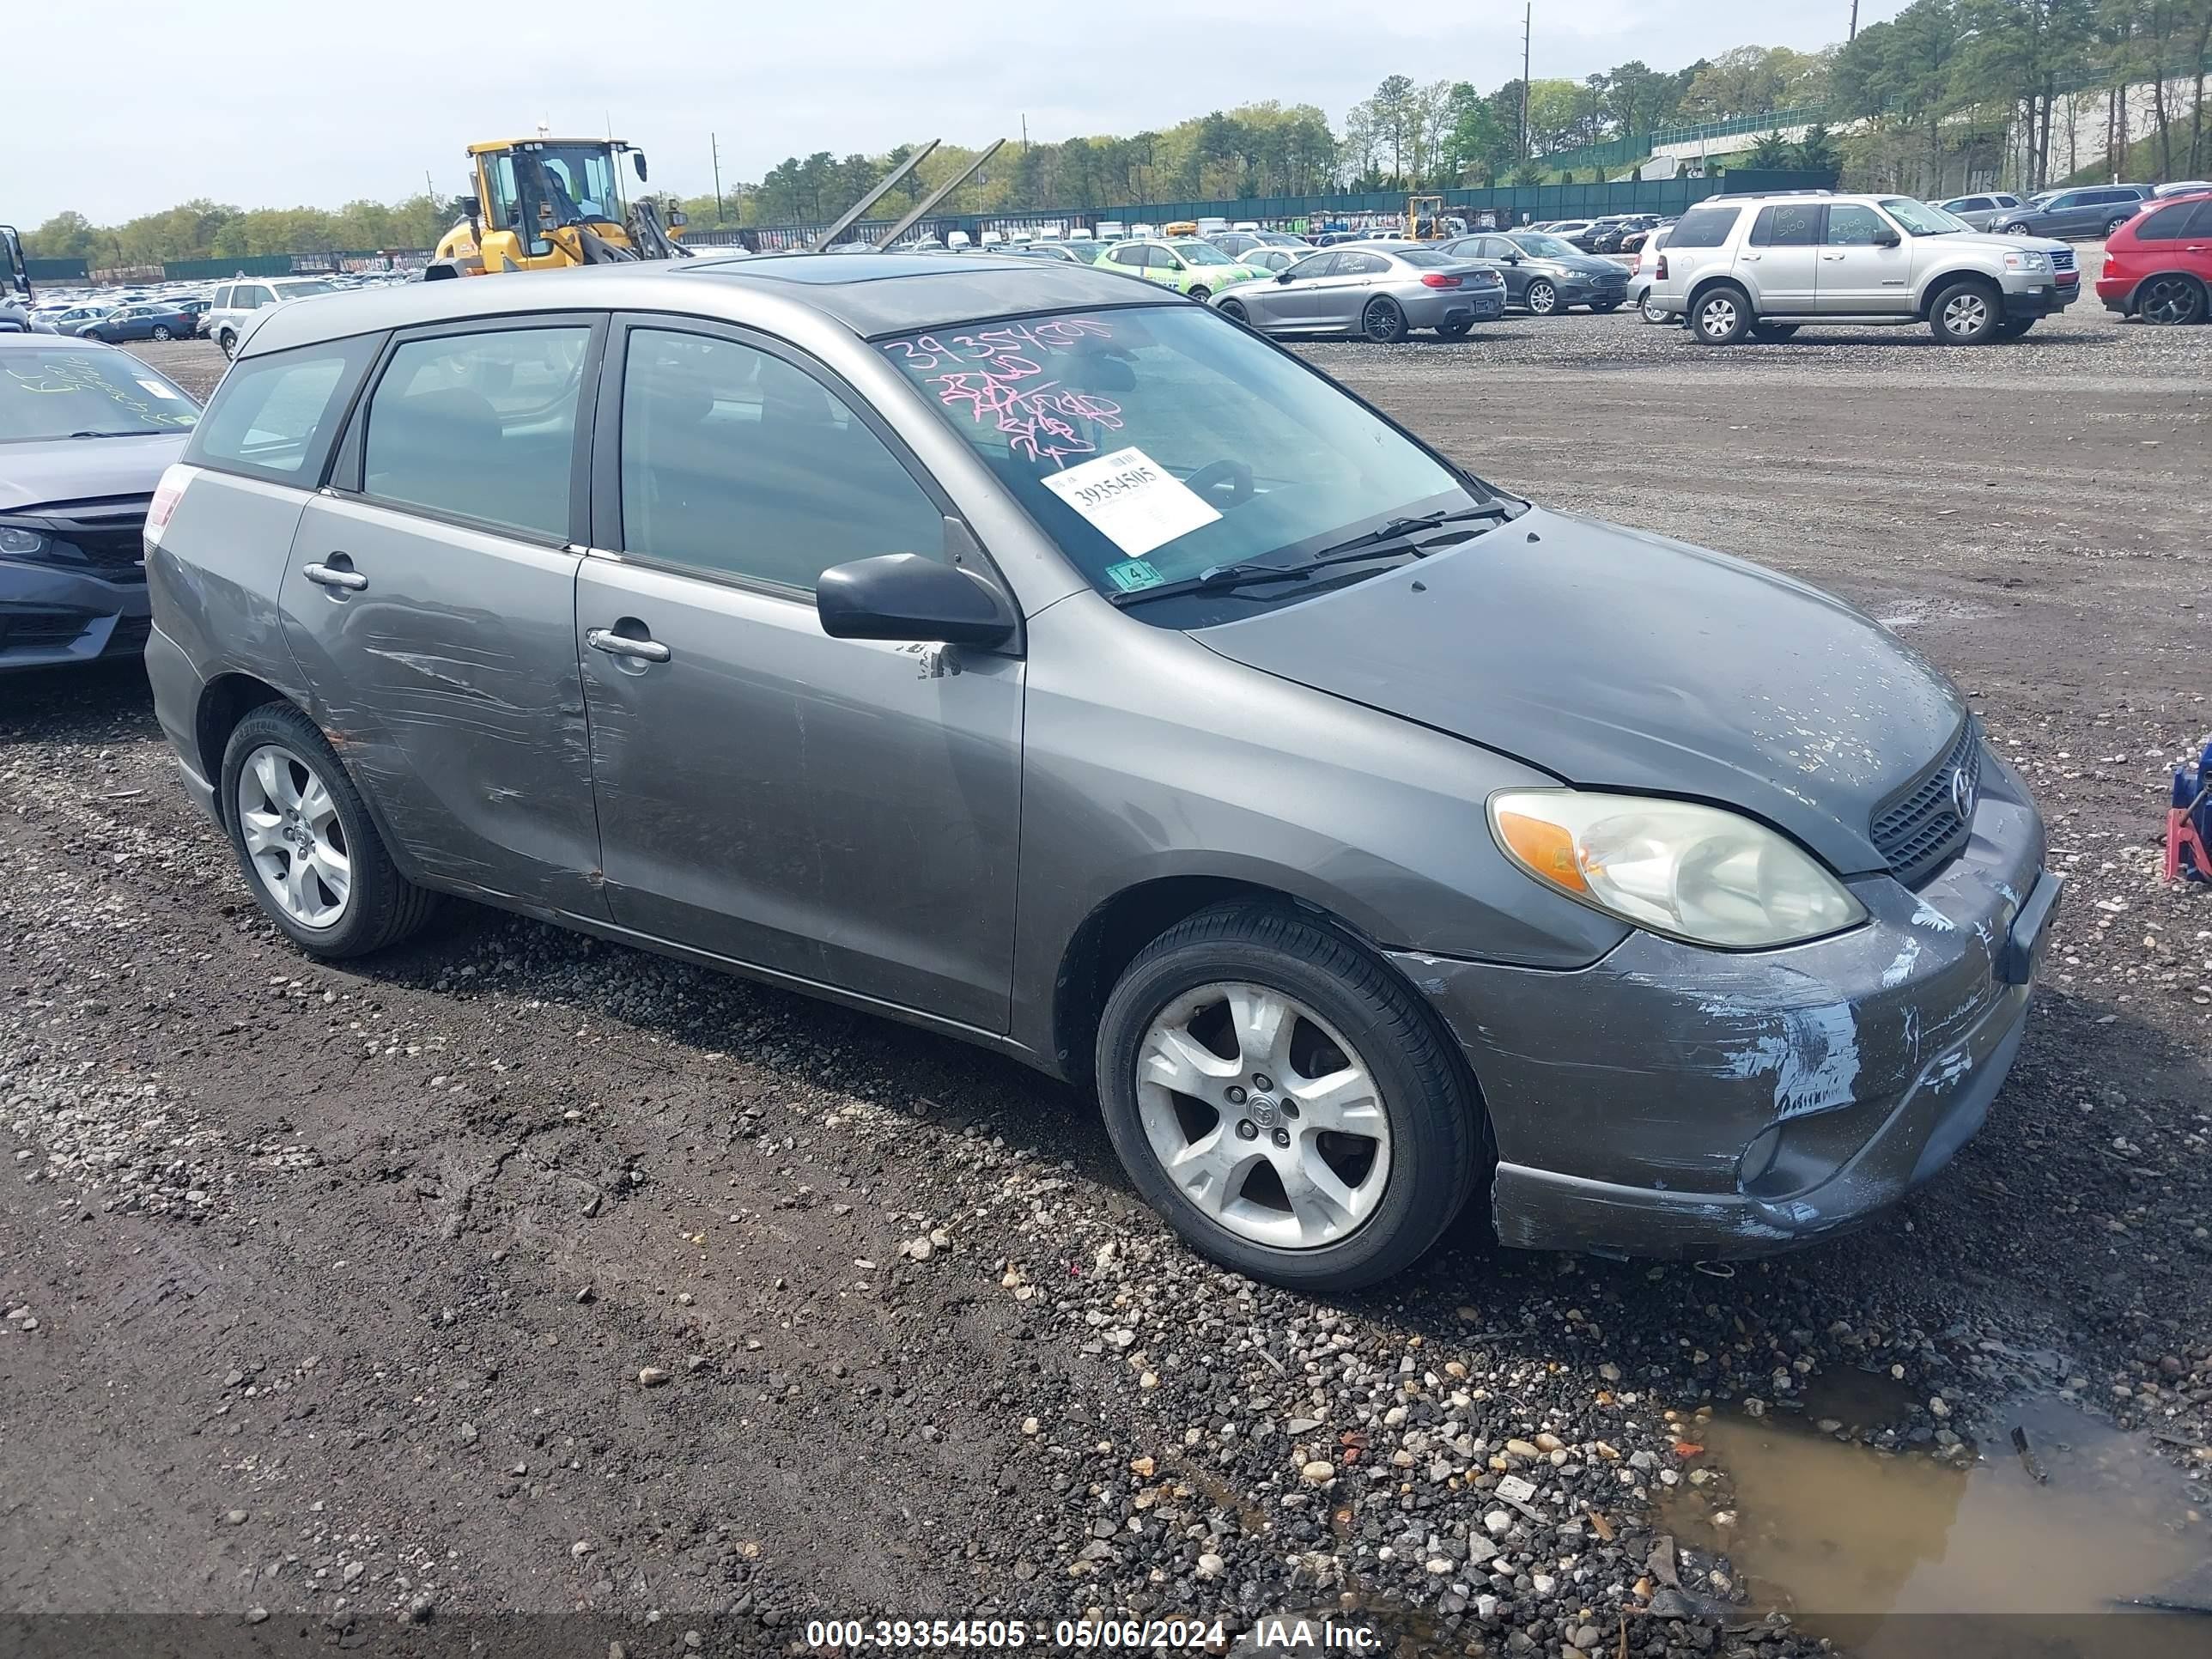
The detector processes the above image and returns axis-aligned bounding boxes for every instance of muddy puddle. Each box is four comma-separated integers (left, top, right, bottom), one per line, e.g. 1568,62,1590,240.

1662,1375,2211,1658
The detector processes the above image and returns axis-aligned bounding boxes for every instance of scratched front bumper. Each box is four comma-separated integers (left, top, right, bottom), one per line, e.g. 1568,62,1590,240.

1392,750,2055,1259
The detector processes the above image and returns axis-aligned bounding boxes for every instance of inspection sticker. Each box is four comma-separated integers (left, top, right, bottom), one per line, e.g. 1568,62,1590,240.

1039,446,1219,557
135,379,183,400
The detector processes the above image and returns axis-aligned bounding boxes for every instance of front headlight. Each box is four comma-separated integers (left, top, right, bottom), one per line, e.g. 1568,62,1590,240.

0,526,49,557
1489,790,1866,948
2002,249,2050,272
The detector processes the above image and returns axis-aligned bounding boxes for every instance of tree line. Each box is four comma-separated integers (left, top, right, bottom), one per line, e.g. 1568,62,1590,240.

23,10,2208,263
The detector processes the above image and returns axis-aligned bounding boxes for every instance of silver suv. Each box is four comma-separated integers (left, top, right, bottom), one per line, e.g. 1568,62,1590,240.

202,276,342,359
1649,192,2078,344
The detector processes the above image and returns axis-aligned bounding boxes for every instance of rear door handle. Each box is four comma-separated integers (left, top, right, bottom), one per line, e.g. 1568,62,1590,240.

586,627,672,664
302,561,367,591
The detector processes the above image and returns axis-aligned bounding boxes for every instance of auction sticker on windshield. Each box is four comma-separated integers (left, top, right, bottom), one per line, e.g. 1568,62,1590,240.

1038,446,1219,557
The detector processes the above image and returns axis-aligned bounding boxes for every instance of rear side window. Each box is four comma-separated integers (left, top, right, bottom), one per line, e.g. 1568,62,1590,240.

1824,205,1890,246
1750,204,1820,246
361,325,592,539
2134,204,2199,241
1666,206,1740,249
210,284,232,308
188,336,376,482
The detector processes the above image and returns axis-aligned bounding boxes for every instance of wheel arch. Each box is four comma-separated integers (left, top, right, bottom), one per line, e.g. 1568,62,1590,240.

1046,873,1481,1105
1916,267,2002,320
2131,268,2209,316
194,672,292,823
1685,272,1751,315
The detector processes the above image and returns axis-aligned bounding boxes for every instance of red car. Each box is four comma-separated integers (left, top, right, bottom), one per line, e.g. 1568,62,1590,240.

2097,189,2212,325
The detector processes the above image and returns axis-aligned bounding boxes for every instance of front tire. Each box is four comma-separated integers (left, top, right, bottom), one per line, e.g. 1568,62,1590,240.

1639,296,1670,324
1362,296,1408,343
1691,285,1753,344
216,329,239,360
1995,317,2037,338
1524,279,1558,316
150,324,174,341
1094,904,1482,1291
1216,297,1248,323
220,703,435,959
1751,321,1800,341
1436,319,1472,339
1929,279,2002,344
2137,274,2206,325
1589,299,1621,313
1186,287,1211,305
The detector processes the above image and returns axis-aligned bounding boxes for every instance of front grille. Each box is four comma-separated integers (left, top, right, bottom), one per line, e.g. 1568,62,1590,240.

1871,719,1984,888
37,495,154,578
2048,247,2077,273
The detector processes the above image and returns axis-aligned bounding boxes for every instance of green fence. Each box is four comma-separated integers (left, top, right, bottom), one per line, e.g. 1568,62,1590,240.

1540,107,1831,176
160,254,298,280
25,257,90,281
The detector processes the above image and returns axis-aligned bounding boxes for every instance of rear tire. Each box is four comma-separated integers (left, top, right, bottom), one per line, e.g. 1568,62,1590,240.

1995,317,2037,338
1362,296,1408,343
219,703,436,959
1929,278,2002,344
1690,284,1753,344
2104,215,2130,238
1751,321,1800,341
1186,287,1211,305
1436,319,1472,339
2136,274,2206,325
150,325,173,341
216,329,239,360
1640,297,1670,324
1094,903,1483,1291
1589,299,1622,313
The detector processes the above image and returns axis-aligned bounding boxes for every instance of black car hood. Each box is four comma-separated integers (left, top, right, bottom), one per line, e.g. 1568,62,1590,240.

1537,252,1627,277
1194,507,1966,875
0,433,189,512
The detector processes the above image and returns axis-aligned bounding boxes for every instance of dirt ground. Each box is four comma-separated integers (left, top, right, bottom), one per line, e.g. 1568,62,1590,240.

3,277,2210,1656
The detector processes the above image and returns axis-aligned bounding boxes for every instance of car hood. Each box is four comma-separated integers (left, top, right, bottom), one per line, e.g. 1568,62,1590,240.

0,433,191,511
1524,252,1623,277
1192,506,1966,876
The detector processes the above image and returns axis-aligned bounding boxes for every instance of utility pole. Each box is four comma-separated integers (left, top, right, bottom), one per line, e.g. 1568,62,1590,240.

1849,0,1859,42
711,132,726,224
1021,114,1030,157
1520,3,1532,161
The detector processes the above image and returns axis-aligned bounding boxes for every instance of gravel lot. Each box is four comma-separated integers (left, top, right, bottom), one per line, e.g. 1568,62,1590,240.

4,271,2211,1656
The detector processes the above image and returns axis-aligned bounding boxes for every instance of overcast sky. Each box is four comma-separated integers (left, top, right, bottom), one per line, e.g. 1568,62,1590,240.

21,1,1894,225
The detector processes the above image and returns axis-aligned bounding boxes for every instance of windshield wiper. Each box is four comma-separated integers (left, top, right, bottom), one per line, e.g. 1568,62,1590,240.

1302,501,1515,562
1109,503,1515,610
67,428,167,439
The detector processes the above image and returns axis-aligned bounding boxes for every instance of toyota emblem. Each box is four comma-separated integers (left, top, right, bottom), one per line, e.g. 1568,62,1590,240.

1949,767,1976,823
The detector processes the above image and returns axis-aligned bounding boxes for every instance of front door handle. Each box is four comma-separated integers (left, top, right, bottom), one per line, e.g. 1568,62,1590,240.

586,627,672,664
302,561,367,591
1821,253,1848,261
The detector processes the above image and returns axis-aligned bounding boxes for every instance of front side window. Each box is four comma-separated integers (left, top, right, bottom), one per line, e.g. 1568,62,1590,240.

1172,241,1236,266
1824,205,1891,246
2048,193,2083,211
1284,252,1338,280
362,325,591,538
879,307,1489,623
1751,204,1820,246
1338,252,1389,276
0,348,198,441
619,328,942,592
190,337,372,477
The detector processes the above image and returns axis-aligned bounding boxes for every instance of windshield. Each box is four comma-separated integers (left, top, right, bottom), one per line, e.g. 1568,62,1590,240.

1506,233,1580,259
0,348,198,441
1171,240,1236,266
879,306,1488,620
1879,198,1970,235
273,279,338,299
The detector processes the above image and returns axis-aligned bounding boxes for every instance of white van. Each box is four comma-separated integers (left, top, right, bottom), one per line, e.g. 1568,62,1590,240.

1196,216,1231,237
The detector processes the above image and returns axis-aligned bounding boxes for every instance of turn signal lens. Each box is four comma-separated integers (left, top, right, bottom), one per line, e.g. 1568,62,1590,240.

1489,790,1866,949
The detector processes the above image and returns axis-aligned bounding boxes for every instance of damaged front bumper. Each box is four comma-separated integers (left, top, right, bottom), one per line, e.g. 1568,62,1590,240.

1391,752,2058,1259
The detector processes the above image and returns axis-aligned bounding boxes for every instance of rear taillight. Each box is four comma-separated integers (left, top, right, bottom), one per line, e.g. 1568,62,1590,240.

1420,272,1463,288
1655,254,1669,281
143,465,189,550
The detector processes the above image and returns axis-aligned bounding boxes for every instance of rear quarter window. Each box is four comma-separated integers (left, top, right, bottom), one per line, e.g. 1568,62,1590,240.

1666,206,1741,249
2135,204,2198,241
185,335,379,483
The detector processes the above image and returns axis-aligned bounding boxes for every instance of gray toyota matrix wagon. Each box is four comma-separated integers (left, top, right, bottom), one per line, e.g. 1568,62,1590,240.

144,255,2061,1289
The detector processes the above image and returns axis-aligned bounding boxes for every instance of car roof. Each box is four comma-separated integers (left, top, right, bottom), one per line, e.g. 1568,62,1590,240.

0,331,121,350
237,253,1170,356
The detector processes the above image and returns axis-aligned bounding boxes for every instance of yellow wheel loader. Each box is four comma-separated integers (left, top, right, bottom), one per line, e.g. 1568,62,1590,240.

428,137,690,279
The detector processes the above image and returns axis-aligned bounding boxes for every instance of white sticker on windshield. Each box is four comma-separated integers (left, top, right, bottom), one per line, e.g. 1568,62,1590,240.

1038,446,1220,558
135,378,182,400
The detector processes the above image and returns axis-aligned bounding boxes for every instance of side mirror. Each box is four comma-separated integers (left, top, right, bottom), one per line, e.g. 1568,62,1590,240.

1874,228,1902,247
1275,270,1293,283
634,152,649,183
816,553,1016,647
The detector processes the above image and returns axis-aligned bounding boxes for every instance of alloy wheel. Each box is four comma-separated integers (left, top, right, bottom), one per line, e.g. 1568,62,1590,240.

234,743,352,929
1527,280,1557,315
1699,294,1739,336
1941,290,1991,337
151,325,173,340
1134,982,1391,1250
2139,276,2204,325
